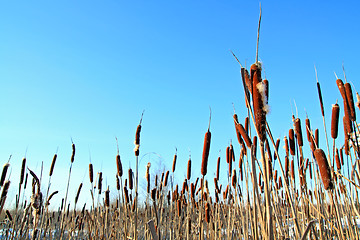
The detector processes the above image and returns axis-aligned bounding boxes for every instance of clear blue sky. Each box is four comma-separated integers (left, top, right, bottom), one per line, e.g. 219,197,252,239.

0,1,359,209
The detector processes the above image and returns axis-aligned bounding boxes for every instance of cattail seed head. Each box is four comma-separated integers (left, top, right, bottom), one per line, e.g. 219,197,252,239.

205,202,211,223
177,199,181,217
20,158,26,185
98,172,103,194
71,143,75,163
49,154,56,177
201,130,211,176
274,138,280,160
335,148,341,171
233,114,243,145
226,146,230,164
285,155,289,179
314,148,333,190
344,83,356,121
105,187,110,207
331,103,340,139
294,118,303,147
124,186,129,203
75,183,83,205
315,129,319,149
116,175,120,190
128,169,133,190
164,170,169,187
89,164,93,183
116,154,123,177
251,64,267,142
284,136,289,157
289,129,295,156
340,148,344,166
231,169,237,187
305,118,311,142
187,159,191,180
0,163,10,187
172,152,177,173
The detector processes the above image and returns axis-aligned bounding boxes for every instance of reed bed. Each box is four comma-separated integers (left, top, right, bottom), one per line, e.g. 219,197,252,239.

1,35,360,240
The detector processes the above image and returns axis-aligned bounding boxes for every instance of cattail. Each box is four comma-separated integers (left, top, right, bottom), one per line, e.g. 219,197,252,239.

315,129,319,148
128,169,133,190
331,103,340,139
151,188,156,201
285,155,289,179
0,163,9,187
284,136,289,157
71,143,75,163
124,186,129,203
105,187,110,207
356,92,360,110
251,63,267,142
172,151,177,172
116,154,123,177
98,172,103,194
164,170,169,187
337,79,351,116
305,118,311,142
205,202,211,223
279,176,283,189
309,163,312,179
134,123,141,156
274,170,278,182
230,144,235,162
335,148,341,171
294,118,303,147
5,209,12,222
344,83,356,121
176,199,182,217
46,190,58,206
226,146,230,164
231,169,237,187
253,136,258,157
233,114,243,145
317,80,325,117
201,129,211,176
89,164,93,183
274,138,280,160
314,148,333,190
116,175,120,191
187,159,191,180
343,114,353,135
235,123,251,148
216,156,220,180
241,67,252,97
340,148,344,166
155,174,158,187
20,158,26,185
75,183,83,205
289,129,295,156
131,196,136,212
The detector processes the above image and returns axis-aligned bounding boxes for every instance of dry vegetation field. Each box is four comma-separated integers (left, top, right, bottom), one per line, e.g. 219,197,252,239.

1,22,360,240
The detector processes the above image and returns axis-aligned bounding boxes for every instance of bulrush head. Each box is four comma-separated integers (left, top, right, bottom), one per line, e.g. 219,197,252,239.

331,103,340,139
344,83,356,121
187,158,191,180
201,111,212,176
49,154,56,177
305,118,311,142
236,123,252,148
116,154,123,177
294,118,303,147
251,63,267,142
314,148,333,190
288,129,295,156
172,150,177,173
89,164,93,183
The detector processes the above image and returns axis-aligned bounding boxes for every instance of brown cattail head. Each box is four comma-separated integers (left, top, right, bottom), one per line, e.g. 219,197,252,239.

205,202,211,223
274,138,280,160
330,103,340,139
128,169,133,190
315,129,319,149
235,123,252,148
233,114,243,145
49,154,56,177
116,154,123,177
340,148,344,166
335,148,341,171
164,170,169,187
105,187,110,208
201,130,211,176
284,136,289,157
231,169,237,187
314,148,333,190
251,63,267,142
177,199,181,216
226,146,230,164
0,163,10,187
356,92,360,110
317,81,325,117
116,175,120,190
245,117,249,134
285,155,289,179
309,163,312,179
305,118,311,142
290,160,295,181
230,144,235,162
89,163,93,183
289,129,295,156
20,158,26,185
336,79,351,116
187,158,191,180
241,67,252,97
294,118,303,147
344,83,356,121
135,124,141,145
71,143,75,163
75,183,83,205
172,151,177,173
216,156,220,180
98,172,103,194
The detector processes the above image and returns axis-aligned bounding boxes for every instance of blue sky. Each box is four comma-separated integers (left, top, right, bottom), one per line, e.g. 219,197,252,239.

0,1,359,208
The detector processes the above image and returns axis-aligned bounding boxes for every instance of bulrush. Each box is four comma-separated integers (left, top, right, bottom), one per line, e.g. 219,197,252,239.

201,112,212,176
128,169,133,190
314,148,333,190
89,164,93,184
172,150,177,173
233,114,244,145
305,118,311,142
164,170,169,187
251,63,267,142
187,158,191,180
216,156,220,180
289,129,295,156
20,158,26,184
236,123,252,148
0,163,9,187
336,79,351,118
71,143,75,163
116,154,123,177
344,82,356,121
335,148,341,171
331,103,340,139
49,154,56,177
294,118,303,147
205,202,211,223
